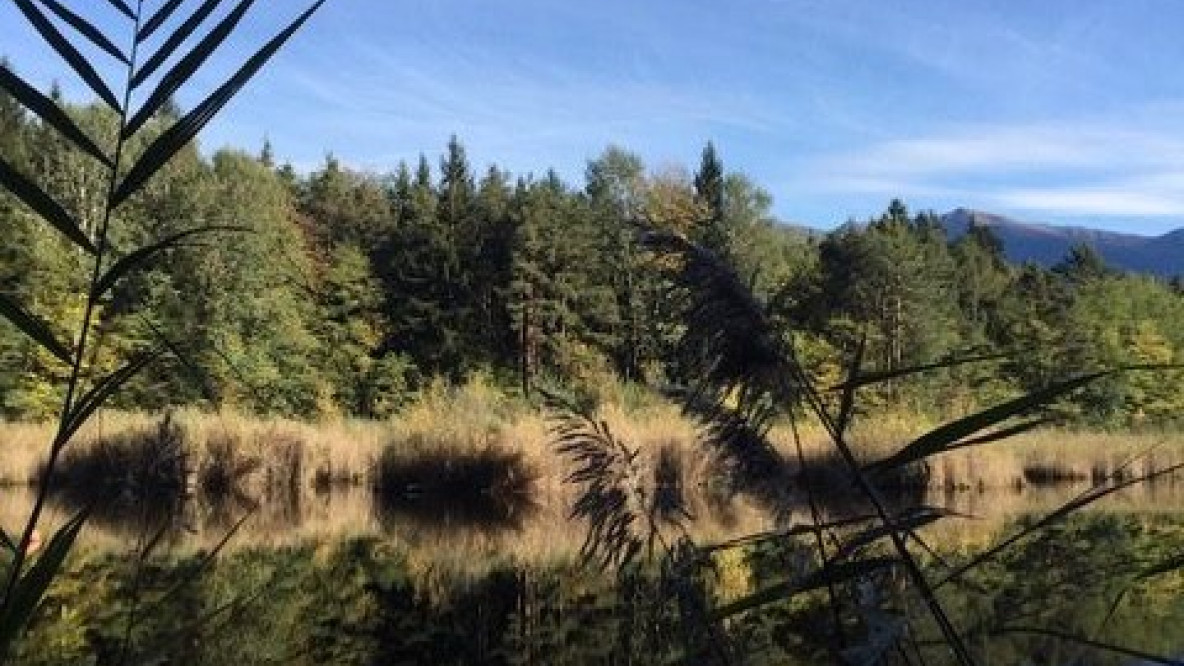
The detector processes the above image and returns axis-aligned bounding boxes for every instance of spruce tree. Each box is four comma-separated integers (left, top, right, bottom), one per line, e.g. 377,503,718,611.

378,150,467,378
693,140,728,259
584,147,653,381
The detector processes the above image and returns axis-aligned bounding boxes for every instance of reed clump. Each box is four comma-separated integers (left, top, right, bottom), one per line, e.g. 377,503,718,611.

374,442,537,533
47,413,189,511
4,381,1184,519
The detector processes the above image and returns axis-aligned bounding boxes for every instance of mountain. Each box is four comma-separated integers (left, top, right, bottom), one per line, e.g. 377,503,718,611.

940,208,1184,277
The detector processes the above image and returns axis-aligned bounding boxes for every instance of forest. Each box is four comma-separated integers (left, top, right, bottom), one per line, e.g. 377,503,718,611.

4,92,1182,428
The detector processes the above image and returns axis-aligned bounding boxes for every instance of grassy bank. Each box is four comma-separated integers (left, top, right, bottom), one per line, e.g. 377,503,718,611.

3,376,1184,578
3,379,1183,524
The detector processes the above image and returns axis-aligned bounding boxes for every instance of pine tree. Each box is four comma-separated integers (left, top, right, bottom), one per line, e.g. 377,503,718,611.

378,150,467,378
584,147,654,381
508,172,615,394
507,177,551,394
951,220,1010,340
719,173,790,298
814,202,961,401
316,244,412,416
259,137,275,168
472,165,516,365
301,155,394,249
1055,243,1113,285
693,141,728,258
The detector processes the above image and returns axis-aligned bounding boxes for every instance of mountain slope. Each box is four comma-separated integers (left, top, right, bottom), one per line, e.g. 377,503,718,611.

941,208,1184,276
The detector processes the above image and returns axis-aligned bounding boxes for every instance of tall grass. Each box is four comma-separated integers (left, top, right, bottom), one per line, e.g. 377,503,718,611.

2,388,1182,508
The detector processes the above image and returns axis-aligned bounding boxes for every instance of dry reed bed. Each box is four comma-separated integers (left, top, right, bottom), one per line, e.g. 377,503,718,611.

4,380,1183,583
1,380,1182,514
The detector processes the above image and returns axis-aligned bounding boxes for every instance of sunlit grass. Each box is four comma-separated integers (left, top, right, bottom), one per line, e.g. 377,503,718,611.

3,383,1184,502
3,378,1184,583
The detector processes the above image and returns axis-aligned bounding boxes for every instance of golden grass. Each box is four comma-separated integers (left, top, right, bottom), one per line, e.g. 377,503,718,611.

0,420,56,486
3,378,1184,572
778,410,1184,491
4,390,1183,499
0,409,390,493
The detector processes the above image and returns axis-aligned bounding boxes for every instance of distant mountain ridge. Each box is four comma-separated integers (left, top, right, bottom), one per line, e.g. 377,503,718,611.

939,208,1184,277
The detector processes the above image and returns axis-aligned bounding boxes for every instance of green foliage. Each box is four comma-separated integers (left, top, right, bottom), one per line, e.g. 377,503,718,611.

10,49,1183,430
5,113,1184,427
814,202,961,384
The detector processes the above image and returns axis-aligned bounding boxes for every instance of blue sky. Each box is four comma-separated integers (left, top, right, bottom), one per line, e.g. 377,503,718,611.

5,1,1184,234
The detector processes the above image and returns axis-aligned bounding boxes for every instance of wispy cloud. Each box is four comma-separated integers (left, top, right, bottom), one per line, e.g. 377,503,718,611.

251,32,786,176
994,189,1184,216
7,1,1181,233
801,113,1184,218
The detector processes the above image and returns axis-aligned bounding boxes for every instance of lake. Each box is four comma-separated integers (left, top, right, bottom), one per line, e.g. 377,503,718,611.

4,480,1184,664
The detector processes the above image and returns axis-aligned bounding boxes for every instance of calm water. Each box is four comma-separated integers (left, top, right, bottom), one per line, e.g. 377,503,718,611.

5,481,1184,664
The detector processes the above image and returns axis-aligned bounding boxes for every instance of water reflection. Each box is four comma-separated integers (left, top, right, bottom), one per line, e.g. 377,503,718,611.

5,477,1184,564
5,479,1184,665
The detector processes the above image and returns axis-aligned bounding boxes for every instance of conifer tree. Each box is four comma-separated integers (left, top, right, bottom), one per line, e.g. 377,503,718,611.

584,147,656,380
379,149,467,378
693,141,728,258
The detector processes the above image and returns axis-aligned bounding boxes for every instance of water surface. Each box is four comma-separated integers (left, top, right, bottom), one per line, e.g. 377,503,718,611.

5,481,1184,664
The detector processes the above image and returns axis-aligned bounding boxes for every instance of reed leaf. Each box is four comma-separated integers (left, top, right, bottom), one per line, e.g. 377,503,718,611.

93,225,249,298
60,348,166,445
137,0,185,43
113,0,326,207
647,230,976,664
935,461,1184,590
0,157,97,254
995,626,1183,665
680,396,788,501
871,366,1181,474
132,0,224,90
1,0,323,653
644,231,802,424
1137,552,1184,581
0,65,113,168
828,351,1005,392
712,557,900,620
35,0,130,65
0,292,74,365
143,510,254,615
865,371,1110,473
835,333,866,434
698,514,878,554
833,507,966,562
547,392,654,570
12,0,122,112
124,0,256,139
103,0,136,21
942,418,1053,452
0,509,88,652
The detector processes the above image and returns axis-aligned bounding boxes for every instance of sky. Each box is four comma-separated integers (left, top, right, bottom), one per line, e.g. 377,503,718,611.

5,0,1184,234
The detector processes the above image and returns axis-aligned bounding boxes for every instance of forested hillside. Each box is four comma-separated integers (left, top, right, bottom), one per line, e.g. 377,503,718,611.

3,95,1183,426
942,208,1184,276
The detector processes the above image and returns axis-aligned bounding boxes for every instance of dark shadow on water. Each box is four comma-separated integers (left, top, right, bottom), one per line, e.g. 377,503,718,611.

1024,463,1091,485
374,487,538,537
374,443,539,536
42,414,306,545
652,442,693,524
703,439,932,527
45,414,190,536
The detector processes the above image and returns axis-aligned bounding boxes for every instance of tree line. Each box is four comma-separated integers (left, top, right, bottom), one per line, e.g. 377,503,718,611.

3,94,1182,425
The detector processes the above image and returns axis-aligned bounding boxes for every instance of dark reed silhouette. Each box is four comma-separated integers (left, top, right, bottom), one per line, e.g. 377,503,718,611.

0,1,326,657
552,227,1184,664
